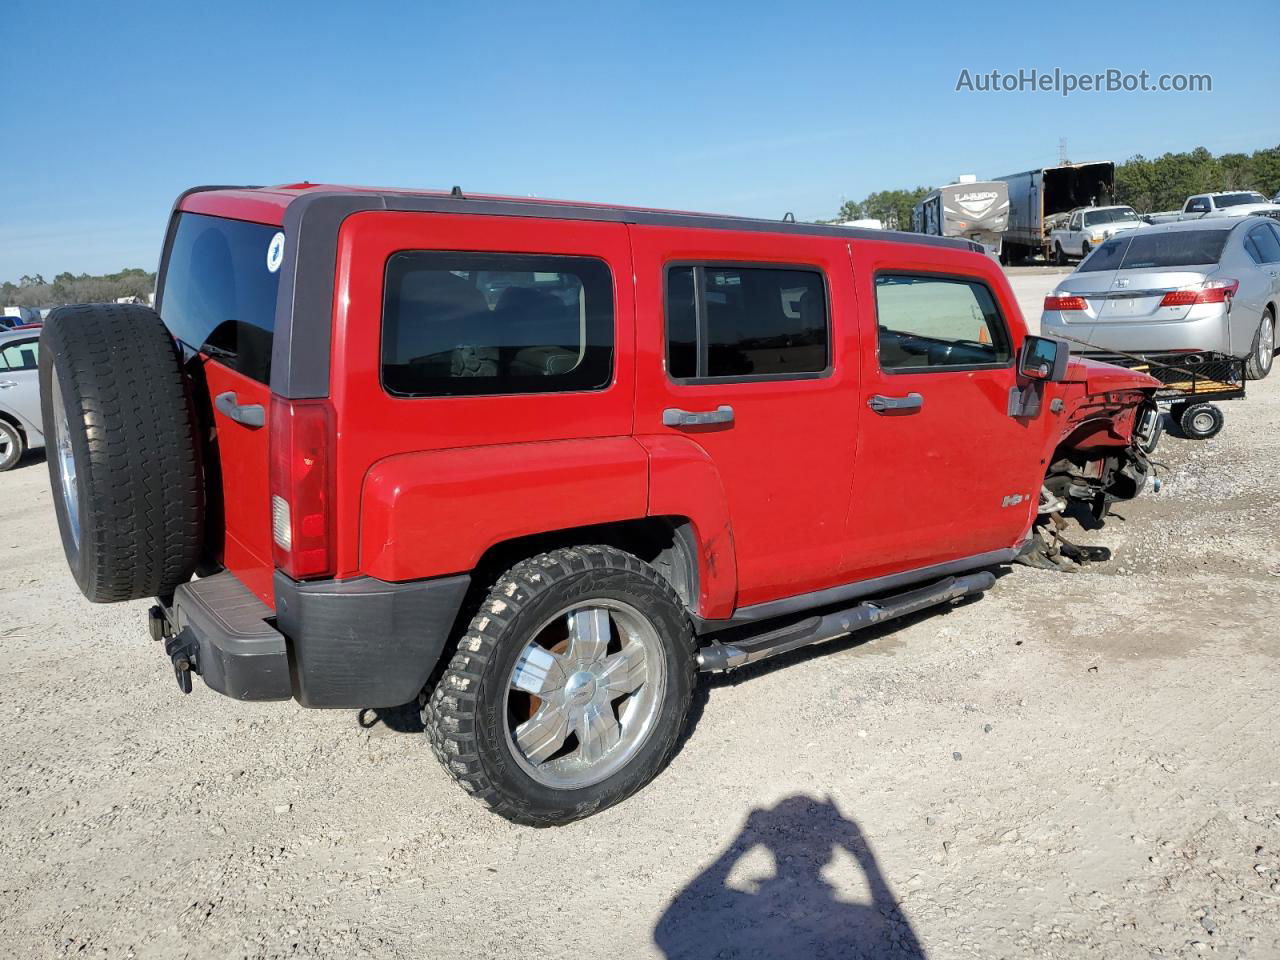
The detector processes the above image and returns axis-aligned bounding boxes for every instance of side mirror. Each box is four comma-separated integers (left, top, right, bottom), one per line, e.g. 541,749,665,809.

1018,335,1069,382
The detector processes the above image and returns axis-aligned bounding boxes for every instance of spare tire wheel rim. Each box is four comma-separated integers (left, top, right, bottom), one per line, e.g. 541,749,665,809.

503,600,667,791
51,366,81,549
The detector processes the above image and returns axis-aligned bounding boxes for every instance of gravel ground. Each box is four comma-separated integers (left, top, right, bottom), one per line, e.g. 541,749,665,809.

2,276,1278,958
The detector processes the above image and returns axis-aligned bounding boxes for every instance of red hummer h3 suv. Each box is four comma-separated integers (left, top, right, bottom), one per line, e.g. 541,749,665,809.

40,184,1160,824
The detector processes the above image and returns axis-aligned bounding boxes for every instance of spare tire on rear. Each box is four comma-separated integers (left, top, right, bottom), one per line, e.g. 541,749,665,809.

40,303,205,602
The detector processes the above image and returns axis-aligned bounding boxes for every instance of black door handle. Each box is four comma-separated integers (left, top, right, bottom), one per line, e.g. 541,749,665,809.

868,393,924,414
214,391,265,428
662,405,735,427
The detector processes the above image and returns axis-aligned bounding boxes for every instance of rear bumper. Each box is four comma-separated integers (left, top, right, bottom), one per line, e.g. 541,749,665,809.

1042,308,1235,356
164,568,470,708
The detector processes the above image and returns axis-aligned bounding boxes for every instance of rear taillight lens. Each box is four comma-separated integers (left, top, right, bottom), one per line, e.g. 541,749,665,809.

269,396,335,580
1044,295,1087,311
1160,279,1238,307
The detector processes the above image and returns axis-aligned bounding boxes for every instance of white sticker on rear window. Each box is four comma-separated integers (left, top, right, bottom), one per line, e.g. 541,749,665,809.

267,232,285,273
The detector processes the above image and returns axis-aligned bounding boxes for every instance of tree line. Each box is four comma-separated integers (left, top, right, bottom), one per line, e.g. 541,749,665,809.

1,268,156,309
829,143,1280,227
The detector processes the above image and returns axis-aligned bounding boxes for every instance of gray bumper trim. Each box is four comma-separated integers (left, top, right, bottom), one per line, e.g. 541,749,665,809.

171,572,292,701
274,570,471,708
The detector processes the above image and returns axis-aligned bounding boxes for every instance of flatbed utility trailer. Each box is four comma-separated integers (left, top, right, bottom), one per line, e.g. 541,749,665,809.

1073,348,1245,440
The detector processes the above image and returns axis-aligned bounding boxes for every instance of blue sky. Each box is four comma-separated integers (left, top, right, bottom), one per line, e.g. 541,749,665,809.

3,0,1278,280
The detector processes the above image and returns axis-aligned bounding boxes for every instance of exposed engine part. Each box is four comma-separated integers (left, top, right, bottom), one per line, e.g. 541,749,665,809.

1021,442,1157,573
1017,512,1112,572
1037,484,1067,515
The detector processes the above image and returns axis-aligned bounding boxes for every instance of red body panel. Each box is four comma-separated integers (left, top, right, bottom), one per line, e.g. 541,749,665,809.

635,434,738,620
360,438,648,580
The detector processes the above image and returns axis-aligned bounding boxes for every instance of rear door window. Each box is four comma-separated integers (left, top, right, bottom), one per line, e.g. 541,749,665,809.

0,338,38,371
664,264,829,380
1246,225,1280,264
381,252,614,397
159,213,282,384
874,274,1011,372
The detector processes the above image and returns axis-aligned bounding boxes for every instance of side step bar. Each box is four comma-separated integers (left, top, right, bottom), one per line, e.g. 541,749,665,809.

696,572,995,672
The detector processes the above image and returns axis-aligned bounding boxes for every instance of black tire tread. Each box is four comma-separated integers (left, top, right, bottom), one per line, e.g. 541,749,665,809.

41,303,203,602
423,544,696,826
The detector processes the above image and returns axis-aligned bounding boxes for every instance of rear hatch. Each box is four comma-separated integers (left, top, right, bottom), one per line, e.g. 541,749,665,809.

158,212,282,604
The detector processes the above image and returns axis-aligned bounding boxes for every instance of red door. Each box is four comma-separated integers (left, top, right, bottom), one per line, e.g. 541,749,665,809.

630,225,862,610
844,242,1053,580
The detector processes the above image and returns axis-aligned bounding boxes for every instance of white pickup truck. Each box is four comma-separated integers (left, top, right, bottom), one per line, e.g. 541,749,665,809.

1047,205,1143,264
1146,191,1280,225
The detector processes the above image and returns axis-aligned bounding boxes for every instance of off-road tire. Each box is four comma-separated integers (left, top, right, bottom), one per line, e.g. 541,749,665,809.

1244,308,1274,381
0,420,24,471
39,304,204,602
424,545,697,826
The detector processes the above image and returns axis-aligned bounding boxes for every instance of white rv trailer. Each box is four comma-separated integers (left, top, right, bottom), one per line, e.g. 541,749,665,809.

911,176,1010,257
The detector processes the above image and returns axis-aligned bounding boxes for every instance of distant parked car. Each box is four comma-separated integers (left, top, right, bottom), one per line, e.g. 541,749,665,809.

2,306,42,328
0,329,45,470
1146,191,1280,225
1048,205,1144,264
1042,217,1278,380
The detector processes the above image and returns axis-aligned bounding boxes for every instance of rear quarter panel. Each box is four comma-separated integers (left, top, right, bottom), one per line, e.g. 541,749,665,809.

360,438,649,581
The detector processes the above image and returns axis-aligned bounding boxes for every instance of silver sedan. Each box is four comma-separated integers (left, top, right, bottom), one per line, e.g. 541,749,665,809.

0,328,45,470
1041,217,1278,379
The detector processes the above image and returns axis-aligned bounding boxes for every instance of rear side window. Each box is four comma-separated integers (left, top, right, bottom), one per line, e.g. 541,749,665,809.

1079,230,1229,272
159,213,282,384
1245,225,1280,264
381,252,614,397
665,265,829,380
0,338,38,371
875,274,1011,372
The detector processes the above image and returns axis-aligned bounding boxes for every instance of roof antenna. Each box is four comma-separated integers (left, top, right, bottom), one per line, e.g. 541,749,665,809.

450,185,465,198
782,211,796,222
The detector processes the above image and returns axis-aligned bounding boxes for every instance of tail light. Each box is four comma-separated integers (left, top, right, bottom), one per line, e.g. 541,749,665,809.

269,396,335,580
1160,279,1238,307
1044,295,1087,311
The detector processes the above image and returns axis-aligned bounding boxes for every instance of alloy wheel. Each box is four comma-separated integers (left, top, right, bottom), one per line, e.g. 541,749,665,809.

50,366,81,549
503,600,667,790
1259,313,1274,372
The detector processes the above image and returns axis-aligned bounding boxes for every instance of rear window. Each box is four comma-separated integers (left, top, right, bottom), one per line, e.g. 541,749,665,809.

381,252,614,397
159,213,282,384
1083,207,1138,226
1078,230,1229,272
1214,192,1267,208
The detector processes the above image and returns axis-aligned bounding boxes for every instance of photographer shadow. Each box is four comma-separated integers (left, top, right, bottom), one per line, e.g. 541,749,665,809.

654,795,925,960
